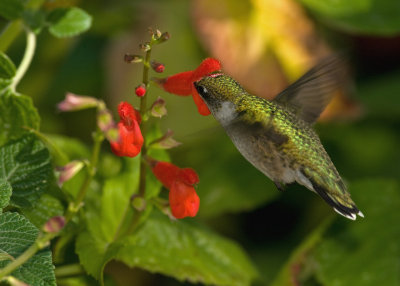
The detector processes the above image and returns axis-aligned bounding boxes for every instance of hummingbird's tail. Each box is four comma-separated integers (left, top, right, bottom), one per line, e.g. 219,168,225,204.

309,179,364,220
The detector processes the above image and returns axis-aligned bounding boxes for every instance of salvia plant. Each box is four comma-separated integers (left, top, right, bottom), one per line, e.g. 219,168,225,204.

0,1,258,286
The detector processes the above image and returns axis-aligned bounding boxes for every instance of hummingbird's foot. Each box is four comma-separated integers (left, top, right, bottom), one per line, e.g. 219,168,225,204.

274,181,285,192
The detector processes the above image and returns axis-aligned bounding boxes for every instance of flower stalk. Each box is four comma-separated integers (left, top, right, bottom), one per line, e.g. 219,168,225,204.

10,30,36,93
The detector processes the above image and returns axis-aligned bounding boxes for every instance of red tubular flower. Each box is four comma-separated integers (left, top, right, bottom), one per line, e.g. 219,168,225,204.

156,58,221,116
151,161,200,219
169,181,200,219
110,102,143,157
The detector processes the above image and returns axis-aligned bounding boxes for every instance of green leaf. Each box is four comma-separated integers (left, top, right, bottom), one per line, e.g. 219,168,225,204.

0,52,16,90
300,0,400,35
116,211,259,286
0,212,56,285
22,9,46,34
0,134,52,208
0,0,27,20
45,134,90,160
76,160,258,285
22,194,64,228
0,179,12,211
313,179,400,286
0,91,40,146
47,7,92,38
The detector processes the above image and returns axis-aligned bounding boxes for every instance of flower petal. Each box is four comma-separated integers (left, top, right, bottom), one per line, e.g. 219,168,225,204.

110,120,143,157
191,86,211,116
191,58,221,82
169,180,200,219
157,71,194,96
118,102,141,125
151,161,180,189
178,168,199,186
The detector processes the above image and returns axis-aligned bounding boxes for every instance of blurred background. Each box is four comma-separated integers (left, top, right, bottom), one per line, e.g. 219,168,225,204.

3,0,400,285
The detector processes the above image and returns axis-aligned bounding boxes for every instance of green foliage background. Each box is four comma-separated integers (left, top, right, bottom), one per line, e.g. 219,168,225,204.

1,0,400,285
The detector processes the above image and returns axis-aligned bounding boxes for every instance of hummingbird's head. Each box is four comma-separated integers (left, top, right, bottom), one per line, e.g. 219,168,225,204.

194,73,245,114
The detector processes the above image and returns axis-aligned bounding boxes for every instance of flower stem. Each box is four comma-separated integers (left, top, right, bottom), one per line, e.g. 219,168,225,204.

10,29,36,93
138,48,151,197
54,263,85,278
65,127,104,221
0,232,55,280
119,47,154,238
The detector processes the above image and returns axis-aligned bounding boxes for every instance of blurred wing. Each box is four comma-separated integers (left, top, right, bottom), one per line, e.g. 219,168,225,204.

274,56,350,124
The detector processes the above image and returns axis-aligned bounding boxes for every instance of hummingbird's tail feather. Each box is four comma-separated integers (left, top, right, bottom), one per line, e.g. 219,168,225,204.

309,179,363,220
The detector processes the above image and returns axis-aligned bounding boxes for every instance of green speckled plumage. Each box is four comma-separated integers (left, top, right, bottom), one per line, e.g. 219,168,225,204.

194,58,363,220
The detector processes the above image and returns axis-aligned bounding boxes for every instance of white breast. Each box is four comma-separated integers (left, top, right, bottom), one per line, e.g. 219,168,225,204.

213,101,238,126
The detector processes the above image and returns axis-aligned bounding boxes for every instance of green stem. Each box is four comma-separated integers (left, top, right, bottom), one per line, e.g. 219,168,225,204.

65,128,104,221
0,232,54,280
10,30,36,93
54,263,85,278
138,49,151,197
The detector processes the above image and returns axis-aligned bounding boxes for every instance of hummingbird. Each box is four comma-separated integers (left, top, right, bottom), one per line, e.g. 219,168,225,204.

194,57,363,220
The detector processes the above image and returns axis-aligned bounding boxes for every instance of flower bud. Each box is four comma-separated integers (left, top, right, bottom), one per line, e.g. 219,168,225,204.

97,108,114,133
150,97,167,118
135,84,146,97
56,160,85,187
151,60,165,73
43,216,65,233
131,195,146,212
139,43,151,52
57,93,99,112
124,54,143,63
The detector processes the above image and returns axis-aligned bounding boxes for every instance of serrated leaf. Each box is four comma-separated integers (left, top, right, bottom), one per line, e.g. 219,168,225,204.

0,52,16,90
48,7,92,38
0,212,55,285
0,0,27,20
0,179,12,211
312,179,400,286
0,91,40,146
0,134,52,208
22,194,64,228
116,211,259,286
300,0,400,35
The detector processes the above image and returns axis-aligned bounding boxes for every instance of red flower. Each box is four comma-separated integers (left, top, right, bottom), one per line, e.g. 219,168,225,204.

156,58,221,116
169,181,200,219
110,102,144,157
151,161,200,219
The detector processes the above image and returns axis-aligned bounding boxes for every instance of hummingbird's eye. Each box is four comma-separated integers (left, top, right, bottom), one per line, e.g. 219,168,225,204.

196,85,208,96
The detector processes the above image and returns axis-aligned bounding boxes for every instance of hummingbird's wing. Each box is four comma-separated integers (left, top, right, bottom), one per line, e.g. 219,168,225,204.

274,56,350,124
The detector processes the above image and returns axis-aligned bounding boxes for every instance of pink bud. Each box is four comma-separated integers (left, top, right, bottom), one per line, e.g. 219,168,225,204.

57,160,85,187
57,93,99,112
43,216,65,233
